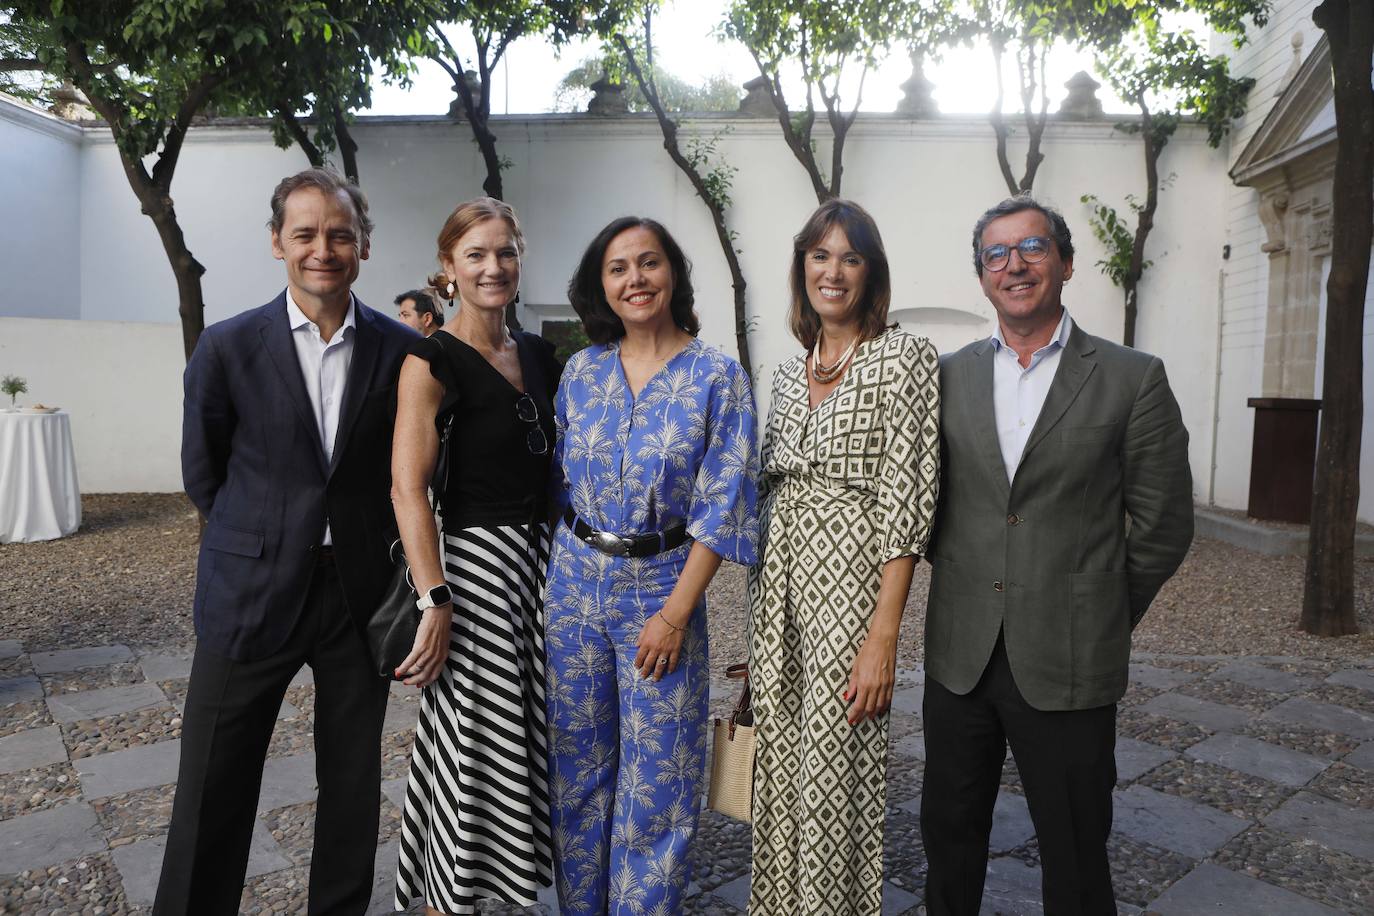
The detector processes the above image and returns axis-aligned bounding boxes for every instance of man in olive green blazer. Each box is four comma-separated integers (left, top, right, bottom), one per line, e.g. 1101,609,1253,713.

921,197,1193,916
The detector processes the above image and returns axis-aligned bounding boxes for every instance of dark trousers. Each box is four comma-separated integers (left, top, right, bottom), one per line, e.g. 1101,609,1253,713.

921,634,1117,916
153,558,391,916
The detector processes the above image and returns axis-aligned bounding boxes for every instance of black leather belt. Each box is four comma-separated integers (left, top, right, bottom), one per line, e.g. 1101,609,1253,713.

564,508,688,558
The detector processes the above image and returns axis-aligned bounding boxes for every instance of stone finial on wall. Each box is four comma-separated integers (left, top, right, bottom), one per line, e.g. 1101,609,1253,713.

588,76,629,116
739,76,775,117
896,52,938,118
1057,71,1103,119
51,82,94,121
1277,32,1305,97
446,70,482,119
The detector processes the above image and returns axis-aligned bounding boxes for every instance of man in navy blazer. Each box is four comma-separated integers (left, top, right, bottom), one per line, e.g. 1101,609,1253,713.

154,169,416,915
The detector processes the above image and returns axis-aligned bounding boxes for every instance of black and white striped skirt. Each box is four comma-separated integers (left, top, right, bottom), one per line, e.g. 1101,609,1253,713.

394,523,553,914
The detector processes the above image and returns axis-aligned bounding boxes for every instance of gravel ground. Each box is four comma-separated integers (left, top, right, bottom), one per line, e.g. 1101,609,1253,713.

7,495,1373,672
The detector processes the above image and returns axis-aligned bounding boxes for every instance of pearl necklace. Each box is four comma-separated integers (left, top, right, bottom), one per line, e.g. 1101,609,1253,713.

810,335,859,383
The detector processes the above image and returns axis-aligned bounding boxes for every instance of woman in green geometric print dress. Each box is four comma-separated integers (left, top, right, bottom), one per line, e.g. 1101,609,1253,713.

748,199,941,915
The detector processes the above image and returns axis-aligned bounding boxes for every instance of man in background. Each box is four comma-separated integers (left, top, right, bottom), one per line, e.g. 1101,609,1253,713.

395,287,444,336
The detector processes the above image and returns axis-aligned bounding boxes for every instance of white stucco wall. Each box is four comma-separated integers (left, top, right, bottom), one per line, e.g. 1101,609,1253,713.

0,318,184,492
0,96,82,320
0,98,1237,494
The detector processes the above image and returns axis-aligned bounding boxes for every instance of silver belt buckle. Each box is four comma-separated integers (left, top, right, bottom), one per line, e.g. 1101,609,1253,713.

590,529,631,557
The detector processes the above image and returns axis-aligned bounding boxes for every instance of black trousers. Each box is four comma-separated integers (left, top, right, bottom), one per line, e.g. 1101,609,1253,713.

921,634,1118,916
153,557,392,916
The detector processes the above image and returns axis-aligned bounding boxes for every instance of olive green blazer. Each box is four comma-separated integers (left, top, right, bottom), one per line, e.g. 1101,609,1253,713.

925,322,1193,711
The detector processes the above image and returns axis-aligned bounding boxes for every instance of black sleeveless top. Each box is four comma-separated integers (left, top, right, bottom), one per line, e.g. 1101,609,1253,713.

409,330,561,529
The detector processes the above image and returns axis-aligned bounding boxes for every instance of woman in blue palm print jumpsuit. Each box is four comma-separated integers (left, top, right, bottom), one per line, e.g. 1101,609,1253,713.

545,217,759,915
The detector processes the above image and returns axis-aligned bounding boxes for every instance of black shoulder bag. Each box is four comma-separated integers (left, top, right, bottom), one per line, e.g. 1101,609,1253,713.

365,344,457,679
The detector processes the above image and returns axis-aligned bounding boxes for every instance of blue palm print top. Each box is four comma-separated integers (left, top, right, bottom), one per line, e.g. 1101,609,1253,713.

552,337,760,566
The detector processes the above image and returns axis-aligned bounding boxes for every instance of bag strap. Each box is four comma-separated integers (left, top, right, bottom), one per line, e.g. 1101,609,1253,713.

725,663,751,738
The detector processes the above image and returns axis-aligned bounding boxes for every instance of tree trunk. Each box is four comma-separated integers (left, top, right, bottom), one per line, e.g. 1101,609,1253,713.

1123,104,1163,349
332,107,359,185
1303,0,1372,636
620,36,752,377
989,41,1019,197
278,106,324,167
133,177,208,360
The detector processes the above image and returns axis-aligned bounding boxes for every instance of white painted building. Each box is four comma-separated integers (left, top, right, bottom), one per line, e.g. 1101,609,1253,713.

0,0,1368,524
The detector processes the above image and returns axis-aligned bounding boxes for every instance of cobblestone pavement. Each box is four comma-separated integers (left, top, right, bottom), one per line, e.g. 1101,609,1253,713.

1,640,1372,914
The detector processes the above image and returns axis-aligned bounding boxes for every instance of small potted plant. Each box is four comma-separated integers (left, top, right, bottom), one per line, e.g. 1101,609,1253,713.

1,375,27,411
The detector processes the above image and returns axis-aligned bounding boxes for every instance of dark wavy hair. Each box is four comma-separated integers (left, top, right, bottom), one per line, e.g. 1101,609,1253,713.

788,199,892,350
567,217,700,344
971,194,1075,277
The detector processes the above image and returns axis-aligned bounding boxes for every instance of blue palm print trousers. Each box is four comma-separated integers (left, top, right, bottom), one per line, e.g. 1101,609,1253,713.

545,531,710,916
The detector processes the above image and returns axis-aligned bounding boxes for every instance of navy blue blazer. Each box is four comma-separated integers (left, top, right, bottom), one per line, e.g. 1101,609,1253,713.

181,292,418,661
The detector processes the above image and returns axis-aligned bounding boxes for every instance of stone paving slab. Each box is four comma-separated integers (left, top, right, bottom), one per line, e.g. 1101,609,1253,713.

139,653,193,682
367,838,401,915
1149,862,1344,915
1327,668,1374,694
882,880,921,914
291,667,315,689
1185,733,1330,788
1344,741,1374,771
30,645,133,675
713,872,749,910
0,641,22,661
0,725,67,776
1129,664,1200,691
46,683,166,724
892,733,925,762
0,802,105,874
1115,737,1177,782
0,674,42,706
1213,661,1315,694
258,752,317,812
990,791,1036,853
382,697,420,735
980,856,1042,915
891,686,924,717
112,817,291,906
381,777,407,813
1139,693,1250,733
1264,697,1374,740
1112,785,1250,859
1263,791,1374,860
76,739,180,799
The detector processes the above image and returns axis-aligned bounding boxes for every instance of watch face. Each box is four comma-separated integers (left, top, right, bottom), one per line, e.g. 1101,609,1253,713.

428,585,452,606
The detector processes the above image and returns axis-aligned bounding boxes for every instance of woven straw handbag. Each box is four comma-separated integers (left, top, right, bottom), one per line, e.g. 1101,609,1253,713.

708,663,756,822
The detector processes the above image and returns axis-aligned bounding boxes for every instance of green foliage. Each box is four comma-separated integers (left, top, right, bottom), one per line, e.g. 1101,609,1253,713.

1096,22,1256,148
1080,193,1148,287
1,374,28,406
684,126,738,210
0,15,60,105
552,53,740,112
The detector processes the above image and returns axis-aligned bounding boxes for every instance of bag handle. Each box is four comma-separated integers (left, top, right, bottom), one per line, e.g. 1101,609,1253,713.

724,663,751,738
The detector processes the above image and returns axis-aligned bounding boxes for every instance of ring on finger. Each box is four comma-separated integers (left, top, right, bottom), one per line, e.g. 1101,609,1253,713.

655,658,668,667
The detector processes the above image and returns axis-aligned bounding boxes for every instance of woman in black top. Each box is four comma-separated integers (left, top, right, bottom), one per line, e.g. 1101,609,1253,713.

389,197,560,915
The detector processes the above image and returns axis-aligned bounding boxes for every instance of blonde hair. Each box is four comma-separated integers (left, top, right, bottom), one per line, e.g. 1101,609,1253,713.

427,197,527,299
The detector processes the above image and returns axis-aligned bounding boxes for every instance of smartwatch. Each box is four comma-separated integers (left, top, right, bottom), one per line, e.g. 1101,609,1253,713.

416,584,453,611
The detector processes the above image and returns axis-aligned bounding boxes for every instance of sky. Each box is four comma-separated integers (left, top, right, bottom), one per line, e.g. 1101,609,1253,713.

362,1,1163,118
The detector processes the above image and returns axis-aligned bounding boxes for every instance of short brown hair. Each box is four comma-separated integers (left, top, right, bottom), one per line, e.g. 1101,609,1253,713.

427,197,526,298
267,168,373,245
788,199,892,350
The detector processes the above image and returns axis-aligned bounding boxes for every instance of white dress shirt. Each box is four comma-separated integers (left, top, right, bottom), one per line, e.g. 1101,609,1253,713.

991,309,1072,485
286,291,356,544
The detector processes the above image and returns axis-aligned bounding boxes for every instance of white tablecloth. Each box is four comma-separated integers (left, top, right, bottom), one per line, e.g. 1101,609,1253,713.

0,411,82,543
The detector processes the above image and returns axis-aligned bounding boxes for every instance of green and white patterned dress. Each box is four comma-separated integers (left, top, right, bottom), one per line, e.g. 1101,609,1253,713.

748,328,940,915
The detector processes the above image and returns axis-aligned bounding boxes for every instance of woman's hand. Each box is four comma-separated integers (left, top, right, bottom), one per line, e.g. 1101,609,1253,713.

634,608,687,681
843,632,897,725
395,605,452,687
